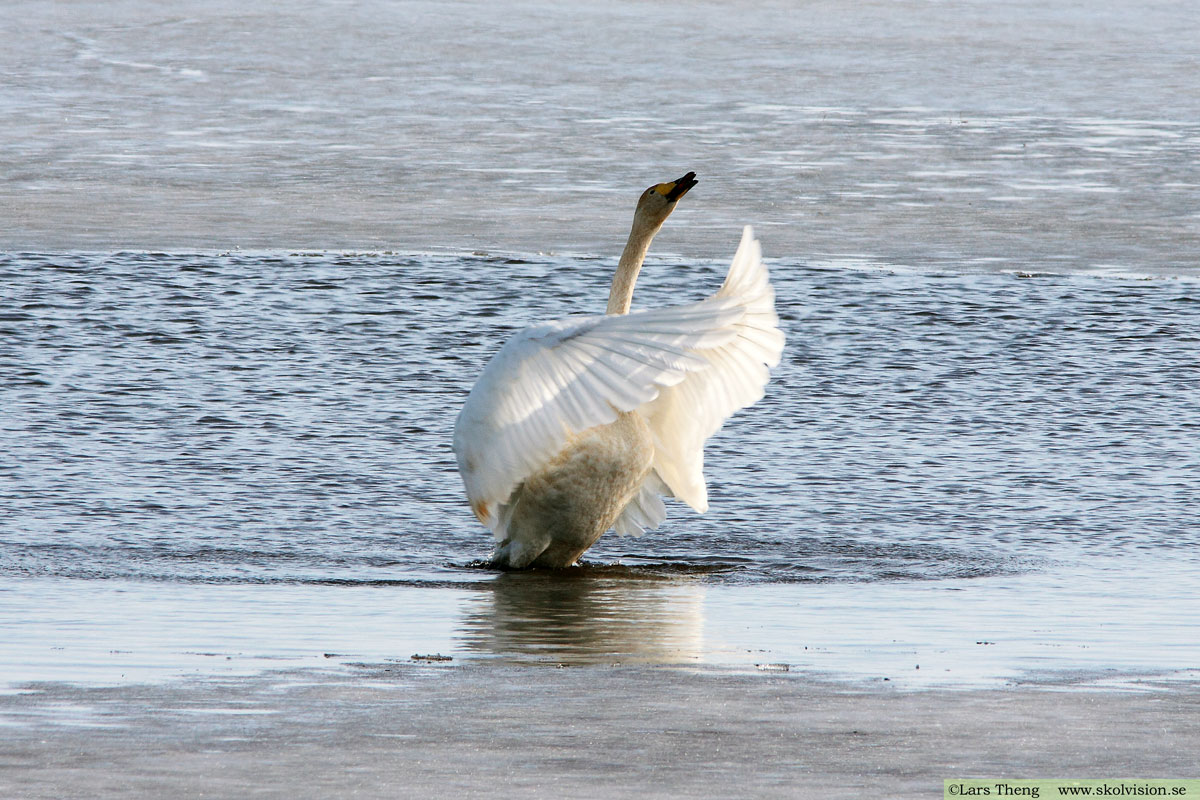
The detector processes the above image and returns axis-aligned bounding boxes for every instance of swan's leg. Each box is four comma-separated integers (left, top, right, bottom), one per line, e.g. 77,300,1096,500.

491,529,552,569
494,413,654,569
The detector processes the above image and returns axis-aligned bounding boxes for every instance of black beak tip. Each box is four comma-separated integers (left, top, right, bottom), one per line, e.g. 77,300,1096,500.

668,171,698,201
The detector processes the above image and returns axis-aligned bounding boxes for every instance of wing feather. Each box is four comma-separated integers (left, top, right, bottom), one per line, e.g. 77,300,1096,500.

453,304,742,529
629,226,784,517
454,225,784,537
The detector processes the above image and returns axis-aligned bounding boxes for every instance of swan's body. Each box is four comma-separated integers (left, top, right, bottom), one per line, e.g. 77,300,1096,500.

453,173,784,568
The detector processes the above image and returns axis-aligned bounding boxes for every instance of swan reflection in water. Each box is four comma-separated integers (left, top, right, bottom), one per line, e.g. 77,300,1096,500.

458,568,705,666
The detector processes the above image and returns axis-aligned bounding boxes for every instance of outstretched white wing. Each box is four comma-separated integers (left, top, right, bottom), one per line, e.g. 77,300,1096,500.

453,295,744,530
630,226,784,519
453,226,784,537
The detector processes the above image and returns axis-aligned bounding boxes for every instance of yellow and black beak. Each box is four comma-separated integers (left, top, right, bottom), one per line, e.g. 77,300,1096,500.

654,171,698,202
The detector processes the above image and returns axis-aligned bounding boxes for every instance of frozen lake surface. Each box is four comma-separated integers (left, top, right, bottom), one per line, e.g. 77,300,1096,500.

1,0,1198,690
2,0,1198,270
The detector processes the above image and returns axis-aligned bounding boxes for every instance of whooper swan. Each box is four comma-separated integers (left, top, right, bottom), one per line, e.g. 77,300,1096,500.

453,172,784,568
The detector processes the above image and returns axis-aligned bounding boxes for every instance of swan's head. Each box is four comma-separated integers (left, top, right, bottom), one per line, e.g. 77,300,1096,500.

633,171,698,230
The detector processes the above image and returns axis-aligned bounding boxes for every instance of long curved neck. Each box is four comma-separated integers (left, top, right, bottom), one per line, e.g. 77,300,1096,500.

605,217,661,315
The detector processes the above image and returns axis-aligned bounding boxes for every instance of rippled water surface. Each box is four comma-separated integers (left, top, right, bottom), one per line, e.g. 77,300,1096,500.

2,250,1199,685
5,250,1197,584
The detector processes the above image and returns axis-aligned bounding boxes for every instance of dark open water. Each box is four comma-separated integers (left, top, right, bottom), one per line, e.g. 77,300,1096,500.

2,250,1198,687
3,250,1199,585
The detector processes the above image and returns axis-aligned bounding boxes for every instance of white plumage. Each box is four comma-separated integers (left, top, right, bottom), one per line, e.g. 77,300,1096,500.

453,174,783,568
